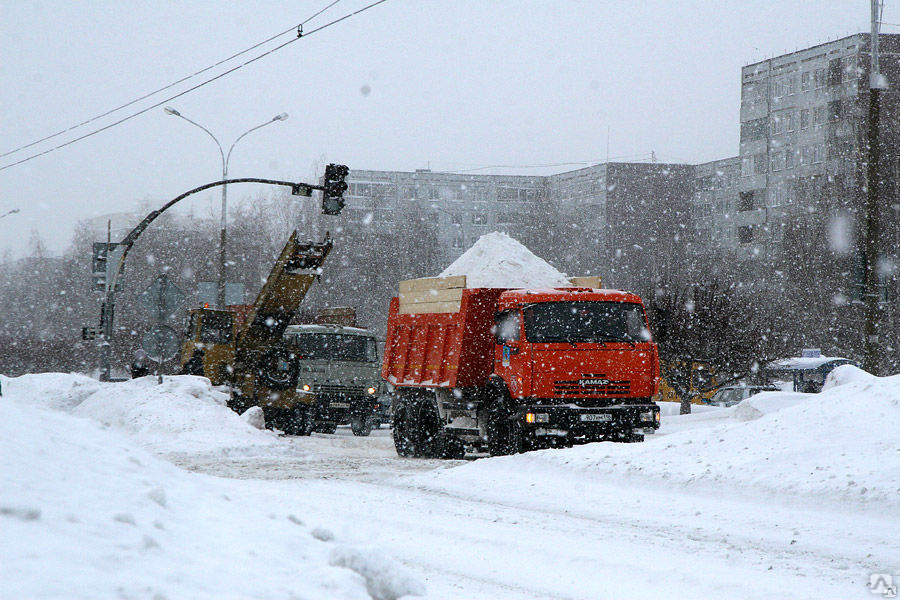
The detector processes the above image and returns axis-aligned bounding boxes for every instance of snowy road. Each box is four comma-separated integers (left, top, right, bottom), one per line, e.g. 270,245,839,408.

175,427,895,600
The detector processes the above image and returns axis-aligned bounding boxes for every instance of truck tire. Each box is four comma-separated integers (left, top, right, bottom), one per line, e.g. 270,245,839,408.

487,404,523,456
284,405,314,436
351,416,373,437
392,400,417,457
415,399,444,458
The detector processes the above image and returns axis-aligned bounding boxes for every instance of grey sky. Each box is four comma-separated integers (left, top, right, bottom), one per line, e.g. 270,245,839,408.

1,1,896,257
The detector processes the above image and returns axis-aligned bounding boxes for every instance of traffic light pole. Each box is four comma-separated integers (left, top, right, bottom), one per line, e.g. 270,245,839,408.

96,177,334,382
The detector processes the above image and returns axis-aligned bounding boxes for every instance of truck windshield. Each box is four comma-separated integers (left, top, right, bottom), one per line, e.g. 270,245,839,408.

292,334,377,362
199,312,233,344
522,301,651,344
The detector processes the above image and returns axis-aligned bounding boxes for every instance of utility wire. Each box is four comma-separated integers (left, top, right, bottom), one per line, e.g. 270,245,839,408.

0,0,346,162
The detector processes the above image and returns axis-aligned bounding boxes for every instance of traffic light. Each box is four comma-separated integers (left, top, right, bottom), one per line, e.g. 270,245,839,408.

321,163,349,215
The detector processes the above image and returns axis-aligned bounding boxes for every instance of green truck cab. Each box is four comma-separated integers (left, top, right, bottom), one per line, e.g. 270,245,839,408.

283,324,382,436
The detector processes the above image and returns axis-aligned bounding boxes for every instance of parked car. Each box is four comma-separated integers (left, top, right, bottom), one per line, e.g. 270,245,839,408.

765,349,859,393
705,385,779,407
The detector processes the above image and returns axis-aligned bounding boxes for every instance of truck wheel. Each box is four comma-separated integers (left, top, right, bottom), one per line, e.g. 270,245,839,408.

284,406,314,436
392,402,417,457
415,398,444,458
487,405,523,456
351,416,373,437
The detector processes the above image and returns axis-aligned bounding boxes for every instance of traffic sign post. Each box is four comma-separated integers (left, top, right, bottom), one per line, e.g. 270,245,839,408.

139,274,186,322
139,274,185,383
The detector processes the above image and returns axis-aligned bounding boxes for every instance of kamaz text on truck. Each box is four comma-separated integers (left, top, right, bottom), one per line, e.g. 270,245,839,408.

382,276,661,458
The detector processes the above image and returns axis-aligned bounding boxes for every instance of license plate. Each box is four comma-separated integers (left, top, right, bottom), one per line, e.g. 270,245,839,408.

580,413,612,422
329,402,350,409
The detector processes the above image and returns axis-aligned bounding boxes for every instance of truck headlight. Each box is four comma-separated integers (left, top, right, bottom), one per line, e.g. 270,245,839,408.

525,412,550,424
301,384,311,392
640,411,654,422
367,386,377,395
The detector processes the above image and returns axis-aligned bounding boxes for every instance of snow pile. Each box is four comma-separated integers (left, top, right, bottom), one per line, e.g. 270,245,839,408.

0,374,425,599
6,373,282,459
420,365,900,509
439,231,572,288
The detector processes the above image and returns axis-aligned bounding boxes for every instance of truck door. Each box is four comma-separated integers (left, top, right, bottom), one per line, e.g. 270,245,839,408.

494,309,529,399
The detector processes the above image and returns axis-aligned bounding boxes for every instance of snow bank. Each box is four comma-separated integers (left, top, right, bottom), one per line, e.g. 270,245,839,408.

438,231,572,288
421,366,900,509
4,373,284,459
1,373,425,599
0,400,378,599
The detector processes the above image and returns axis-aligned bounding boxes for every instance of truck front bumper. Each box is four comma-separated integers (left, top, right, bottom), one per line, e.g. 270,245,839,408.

520,402,660,439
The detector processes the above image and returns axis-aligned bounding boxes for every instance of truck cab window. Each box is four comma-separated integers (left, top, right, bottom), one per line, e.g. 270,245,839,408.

523,301,650,343
199,313,234,344
494,310,521,343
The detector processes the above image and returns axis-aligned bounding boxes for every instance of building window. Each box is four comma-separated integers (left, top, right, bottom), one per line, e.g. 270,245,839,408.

754,153,768,175
472,213,488,225
770,151,785,172
801,146,812,165
828,58,842,86
741,156,753,177
814,68,827,89
785,147,795,169
801,71,811,92
786,112,796,132
772,114,785,135
738,226,753,244
739,191,755,211
813,144,825,163
813,106,826,126
800,108,810,129
828,100,842,122
452,231,464,249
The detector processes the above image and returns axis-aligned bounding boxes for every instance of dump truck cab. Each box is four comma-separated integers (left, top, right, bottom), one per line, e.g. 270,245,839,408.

490,288,660,444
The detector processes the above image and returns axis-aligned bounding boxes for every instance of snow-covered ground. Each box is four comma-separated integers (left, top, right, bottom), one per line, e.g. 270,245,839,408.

2,366,898,599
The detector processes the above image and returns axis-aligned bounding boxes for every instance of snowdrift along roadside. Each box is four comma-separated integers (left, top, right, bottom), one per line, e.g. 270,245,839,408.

0,375,425,600
418,365,900,510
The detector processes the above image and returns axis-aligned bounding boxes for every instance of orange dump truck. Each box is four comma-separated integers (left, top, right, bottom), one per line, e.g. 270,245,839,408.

382,276,661,458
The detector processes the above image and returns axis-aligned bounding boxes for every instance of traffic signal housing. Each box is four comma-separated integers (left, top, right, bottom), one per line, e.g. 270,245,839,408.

321,163,349,215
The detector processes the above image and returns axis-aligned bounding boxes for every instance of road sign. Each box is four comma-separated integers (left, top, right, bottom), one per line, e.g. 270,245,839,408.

142,325,180,362
139,274,185,322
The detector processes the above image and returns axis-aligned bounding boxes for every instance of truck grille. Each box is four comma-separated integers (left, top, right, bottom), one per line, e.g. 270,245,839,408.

554,373,630,397
314,384,365,396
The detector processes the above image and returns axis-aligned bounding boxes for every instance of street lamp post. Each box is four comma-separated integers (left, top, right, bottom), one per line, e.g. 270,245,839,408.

164,107,288,307
0,208,20,220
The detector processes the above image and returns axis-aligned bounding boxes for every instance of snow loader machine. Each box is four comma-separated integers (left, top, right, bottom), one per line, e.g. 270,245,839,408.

180,231,332,434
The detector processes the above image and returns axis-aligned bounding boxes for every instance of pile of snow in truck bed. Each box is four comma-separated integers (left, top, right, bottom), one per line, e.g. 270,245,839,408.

0,373,423,600
418,365,900,510
438,231,572,288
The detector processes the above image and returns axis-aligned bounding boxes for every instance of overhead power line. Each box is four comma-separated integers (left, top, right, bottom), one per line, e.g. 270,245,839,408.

0,1,342,161
1,0,388,172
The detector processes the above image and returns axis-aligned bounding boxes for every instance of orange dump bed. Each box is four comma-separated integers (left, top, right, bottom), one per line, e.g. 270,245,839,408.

382,288,503,388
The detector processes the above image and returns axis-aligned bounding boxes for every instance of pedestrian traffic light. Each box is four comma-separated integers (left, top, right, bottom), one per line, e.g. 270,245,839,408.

321,163,349,215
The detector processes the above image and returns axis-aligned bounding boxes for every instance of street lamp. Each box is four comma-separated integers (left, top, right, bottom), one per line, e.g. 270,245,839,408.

0,207,20,220
164,107,288,307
